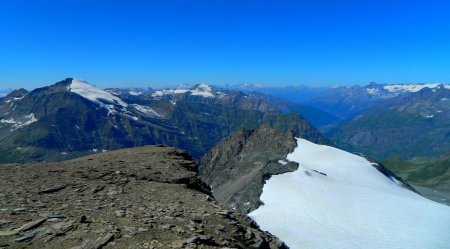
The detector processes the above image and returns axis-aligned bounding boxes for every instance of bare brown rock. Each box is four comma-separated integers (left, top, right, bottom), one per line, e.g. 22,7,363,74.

0,146,288,249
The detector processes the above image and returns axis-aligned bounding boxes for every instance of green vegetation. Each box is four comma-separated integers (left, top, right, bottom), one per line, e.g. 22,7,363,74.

383,155,450,205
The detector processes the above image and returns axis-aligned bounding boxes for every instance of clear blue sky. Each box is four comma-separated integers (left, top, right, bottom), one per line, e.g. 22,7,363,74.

1,0,450,89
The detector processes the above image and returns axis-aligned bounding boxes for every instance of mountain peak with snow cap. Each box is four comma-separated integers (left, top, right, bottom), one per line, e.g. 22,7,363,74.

188,84,215,97
67,78,128,108
151,83,226,98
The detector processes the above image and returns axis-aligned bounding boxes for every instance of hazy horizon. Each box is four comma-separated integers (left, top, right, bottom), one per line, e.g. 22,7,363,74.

2,77,450,93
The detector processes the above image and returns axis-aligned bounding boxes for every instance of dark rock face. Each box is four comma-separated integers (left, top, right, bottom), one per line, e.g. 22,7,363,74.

199,126,300,214
0,146,288,249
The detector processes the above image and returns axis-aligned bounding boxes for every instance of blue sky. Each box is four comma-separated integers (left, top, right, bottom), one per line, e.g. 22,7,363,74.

1,0,450,89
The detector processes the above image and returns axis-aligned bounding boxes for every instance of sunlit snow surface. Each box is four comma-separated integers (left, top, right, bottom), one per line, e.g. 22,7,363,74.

249,138,450,249
151,84,226,98
384,83,450,93
68,79,128,107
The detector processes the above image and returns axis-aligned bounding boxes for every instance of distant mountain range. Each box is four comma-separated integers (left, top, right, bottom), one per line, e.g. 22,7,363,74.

227,83,327,104
329,85,450,159
0,78,325,163
228,82,450,121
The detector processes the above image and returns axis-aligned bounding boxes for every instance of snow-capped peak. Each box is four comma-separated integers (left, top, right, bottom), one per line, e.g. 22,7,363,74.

68,79,128,108
189,84,214,97
151,83,224,98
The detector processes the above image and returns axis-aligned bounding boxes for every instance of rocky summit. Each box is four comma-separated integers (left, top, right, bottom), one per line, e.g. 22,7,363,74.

0,146,287,249
199,126,300,214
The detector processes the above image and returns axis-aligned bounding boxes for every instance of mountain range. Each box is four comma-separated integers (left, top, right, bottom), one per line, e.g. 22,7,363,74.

0,78,325,163
329,85,450,159
226,82,450,126
1,78,450,249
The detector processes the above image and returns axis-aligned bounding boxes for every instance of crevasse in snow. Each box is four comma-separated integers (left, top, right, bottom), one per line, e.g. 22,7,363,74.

249,138,450,249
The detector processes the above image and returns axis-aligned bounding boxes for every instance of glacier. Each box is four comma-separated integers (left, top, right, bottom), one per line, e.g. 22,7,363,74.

249,138,450,249
68,79,128,108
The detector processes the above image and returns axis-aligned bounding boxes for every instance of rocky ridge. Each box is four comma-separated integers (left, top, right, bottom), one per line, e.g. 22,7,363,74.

199,127,300,213
0,145,287,249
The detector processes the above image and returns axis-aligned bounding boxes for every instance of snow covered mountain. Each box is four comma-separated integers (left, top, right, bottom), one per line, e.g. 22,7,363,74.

249,138,450,249
229,82,450,121
0,78,325,163
383,83,450,93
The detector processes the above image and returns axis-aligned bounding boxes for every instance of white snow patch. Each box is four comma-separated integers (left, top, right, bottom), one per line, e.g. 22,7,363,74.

0,118,15,124
131,104,163,118
366,88,379,95
249,138,450,249
22,113,37,126
150,84,221,98
190,84,215,97
128,90,142,96
68,79,128,113
216,92,226,98
0,113,37,131
383,83,450,93
4,96,24,103
278,160,288,165
151,89,189,97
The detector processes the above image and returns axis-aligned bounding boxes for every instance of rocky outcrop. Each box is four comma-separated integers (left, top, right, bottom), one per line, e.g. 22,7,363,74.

0,146,287,249
199,126,300,214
